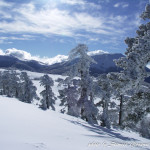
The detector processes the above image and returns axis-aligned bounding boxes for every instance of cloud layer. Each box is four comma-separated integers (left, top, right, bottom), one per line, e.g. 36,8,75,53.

0,0,145,56
0,2,110,36
0,0,138,45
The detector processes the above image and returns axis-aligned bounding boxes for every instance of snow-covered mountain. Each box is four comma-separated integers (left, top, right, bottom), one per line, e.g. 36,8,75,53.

0,71,150,150
0,49,124,76
1,48,109,65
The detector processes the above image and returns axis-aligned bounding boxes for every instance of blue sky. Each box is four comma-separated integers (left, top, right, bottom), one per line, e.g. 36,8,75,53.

0,0,149,57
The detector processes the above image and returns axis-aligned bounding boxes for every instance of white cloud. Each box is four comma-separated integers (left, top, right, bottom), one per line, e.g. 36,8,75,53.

0,35,35,44
0,0,13,8
88,38,99,41
41,55,68,65
0,49,5,55
87,50,109,56
0,36,34,41
0,1,128,39
5,48,33,60
114,3,129,8
0,10,12,19
0,0,139,48
3,48,69,65
98,0,110,3
61,0,101,10
122,4,129,8
132,13,141,26
0,48,109,65
114,3,120,8
61,0,85,5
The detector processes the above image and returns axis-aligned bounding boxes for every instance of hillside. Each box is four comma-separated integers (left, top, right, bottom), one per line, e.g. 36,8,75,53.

0,70,150,150
0,96,150,150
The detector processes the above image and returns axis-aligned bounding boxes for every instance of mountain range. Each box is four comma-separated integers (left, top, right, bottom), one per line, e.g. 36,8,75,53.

0,53,124,77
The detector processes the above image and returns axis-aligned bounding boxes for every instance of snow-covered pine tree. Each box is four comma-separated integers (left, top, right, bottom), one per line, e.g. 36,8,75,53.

1,71,11,96
69,44,98,124
107,72,129,127
97,74,112,129
0,70,20,97
8,70,20,98
19,72,37,103
113,3,150,135
115,3,150,91
40,74,56,110
138,116,150,139
124,84,150,131
58,77,79,117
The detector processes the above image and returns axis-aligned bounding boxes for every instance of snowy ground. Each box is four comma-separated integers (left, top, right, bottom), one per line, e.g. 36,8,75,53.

0,70,150,150
0,96,150,150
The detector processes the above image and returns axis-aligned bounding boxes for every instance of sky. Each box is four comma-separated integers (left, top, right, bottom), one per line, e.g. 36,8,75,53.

0,0,149,58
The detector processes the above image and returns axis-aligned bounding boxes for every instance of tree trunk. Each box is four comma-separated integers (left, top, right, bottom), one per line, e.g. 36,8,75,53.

46,85,49,109
89,92,93,102
119,95,123,126
16,89,18,98
101,98,110,128
3,83,6,95
78,70,88,121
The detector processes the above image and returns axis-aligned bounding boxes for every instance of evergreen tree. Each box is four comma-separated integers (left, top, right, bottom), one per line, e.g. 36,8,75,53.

138,116,150,139
113,3,150,136
8,70,20,98
58,77,79,117
0,70,20,97
97,74,112,129
69,44,98,124
124,86,150,130
107,72,129,127
1,71,11,96
40,74,56,110
19,72,37,103
115,4,150,91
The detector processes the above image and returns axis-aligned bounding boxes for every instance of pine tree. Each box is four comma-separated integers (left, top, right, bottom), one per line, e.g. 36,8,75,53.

19,72,37,103
138,116,150,139
58,77,79,117
115,4,150,91
69,44,98,124
0,70,20,97
124,85,150,130
113,3,150,135
97,74,112,129
40,74,56,110
1,71,11,96
8,70,20,98
107,72,129,127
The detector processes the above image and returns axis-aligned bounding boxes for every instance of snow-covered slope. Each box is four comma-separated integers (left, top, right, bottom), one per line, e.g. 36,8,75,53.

0,96,150,150
0,70,150,150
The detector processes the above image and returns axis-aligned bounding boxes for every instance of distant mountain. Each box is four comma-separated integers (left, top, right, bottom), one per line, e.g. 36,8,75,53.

0,55,48,72
3,48,109,65
0,53,124,76
90,53,123,76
